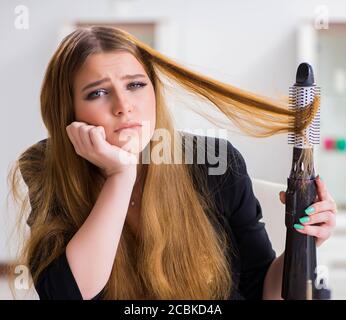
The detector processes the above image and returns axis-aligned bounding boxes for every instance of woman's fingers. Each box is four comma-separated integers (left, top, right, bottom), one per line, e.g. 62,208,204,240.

294,222,333,247
315,175,328,202
279,177,337,214
294,224,332,247
279,191,286,204
66,122,85,154
292,175,338,247
89,126,106,153
304,199,337,216
66,122,104,156
298,210,336,228
79,124,96,151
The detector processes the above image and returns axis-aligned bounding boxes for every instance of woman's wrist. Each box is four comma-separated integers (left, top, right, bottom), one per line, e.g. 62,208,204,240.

106,169,137,186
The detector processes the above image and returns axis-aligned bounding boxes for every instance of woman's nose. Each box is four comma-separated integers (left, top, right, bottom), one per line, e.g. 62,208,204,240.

111,94,134,116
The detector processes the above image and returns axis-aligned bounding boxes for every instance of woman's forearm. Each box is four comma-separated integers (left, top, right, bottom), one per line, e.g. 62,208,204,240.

66,172,136,300
262,252,285,300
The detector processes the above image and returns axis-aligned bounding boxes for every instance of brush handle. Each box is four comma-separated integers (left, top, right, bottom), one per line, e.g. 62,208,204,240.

281,177,317,300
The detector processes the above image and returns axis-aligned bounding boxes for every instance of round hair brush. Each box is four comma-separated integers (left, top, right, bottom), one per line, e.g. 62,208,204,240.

281,62,322,300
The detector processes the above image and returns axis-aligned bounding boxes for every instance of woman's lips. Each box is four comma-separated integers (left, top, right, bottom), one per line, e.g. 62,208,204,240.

114,124,142,133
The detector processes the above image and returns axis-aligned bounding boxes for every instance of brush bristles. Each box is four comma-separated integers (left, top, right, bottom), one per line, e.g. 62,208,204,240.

288,86,320,148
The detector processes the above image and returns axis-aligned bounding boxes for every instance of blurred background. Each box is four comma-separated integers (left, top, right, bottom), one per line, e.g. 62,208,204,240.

0,0,345,299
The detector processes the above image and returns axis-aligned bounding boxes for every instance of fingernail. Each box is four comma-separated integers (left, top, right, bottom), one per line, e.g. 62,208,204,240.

305,206,315,215
299,216,310,223
320,176,323,182
294,224,304,230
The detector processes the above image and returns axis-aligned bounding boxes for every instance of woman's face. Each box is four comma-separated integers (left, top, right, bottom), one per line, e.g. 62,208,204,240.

73,51,156,154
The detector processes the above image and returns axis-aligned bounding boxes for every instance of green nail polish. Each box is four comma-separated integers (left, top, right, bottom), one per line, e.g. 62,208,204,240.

299,216,310,223
294,224,304,230
305,206,315,215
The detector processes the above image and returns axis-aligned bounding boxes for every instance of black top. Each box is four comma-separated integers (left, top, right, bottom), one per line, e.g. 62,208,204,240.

21,133,276,300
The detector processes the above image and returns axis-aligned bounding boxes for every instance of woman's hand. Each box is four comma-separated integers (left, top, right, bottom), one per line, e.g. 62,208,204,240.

279,175,337,247
66,121,138,178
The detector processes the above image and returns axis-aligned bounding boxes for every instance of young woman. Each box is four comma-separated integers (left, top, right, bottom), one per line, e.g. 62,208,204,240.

9,26,337,300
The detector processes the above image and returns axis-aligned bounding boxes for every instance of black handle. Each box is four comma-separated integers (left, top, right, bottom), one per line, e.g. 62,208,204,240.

281,177,317,300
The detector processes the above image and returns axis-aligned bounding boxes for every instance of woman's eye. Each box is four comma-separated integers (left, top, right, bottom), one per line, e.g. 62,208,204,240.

86,89,108,100
127,82,147,90
85,82,147,100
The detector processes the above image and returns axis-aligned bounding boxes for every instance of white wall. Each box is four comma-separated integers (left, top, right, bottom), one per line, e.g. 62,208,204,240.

1,0,345,261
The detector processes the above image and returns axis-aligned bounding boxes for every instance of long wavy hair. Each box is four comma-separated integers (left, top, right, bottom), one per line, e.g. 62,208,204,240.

8,26,319,299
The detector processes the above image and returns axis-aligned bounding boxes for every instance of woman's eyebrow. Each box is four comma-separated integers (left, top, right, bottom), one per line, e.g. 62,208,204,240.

81,74,146,92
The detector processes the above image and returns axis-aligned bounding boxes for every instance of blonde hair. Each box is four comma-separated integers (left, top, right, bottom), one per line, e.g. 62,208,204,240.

8,26,319,299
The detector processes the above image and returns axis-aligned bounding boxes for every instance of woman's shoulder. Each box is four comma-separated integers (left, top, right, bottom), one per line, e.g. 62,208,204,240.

19,138,48,162
19,138,48,183
18,138,49,227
